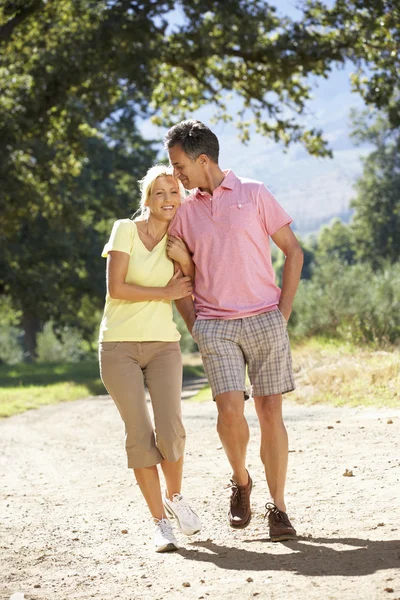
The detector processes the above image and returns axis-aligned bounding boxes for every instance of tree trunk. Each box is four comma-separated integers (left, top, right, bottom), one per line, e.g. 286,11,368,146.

22,313,40,362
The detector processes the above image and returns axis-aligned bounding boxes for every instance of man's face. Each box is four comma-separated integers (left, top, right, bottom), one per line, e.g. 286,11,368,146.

168,144,206,191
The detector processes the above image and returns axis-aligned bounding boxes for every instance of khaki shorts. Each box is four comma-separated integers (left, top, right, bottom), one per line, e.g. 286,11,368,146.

99,341,185,468
192,309,295,399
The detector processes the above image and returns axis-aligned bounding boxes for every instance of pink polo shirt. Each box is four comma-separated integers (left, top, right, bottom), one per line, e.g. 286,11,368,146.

169,170,293,320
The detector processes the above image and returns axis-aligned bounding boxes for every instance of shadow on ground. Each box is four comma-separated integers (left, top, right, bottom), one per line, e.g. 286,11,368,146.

179,536,400,577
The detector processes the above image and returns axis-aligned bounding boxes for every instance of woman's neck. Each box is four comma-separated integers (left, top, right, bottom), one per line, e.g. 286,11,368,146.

141,215,168,241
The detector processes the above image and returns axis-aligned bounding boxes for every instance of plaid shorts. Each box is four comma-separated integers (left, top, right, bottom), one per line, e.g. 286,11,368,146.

192,309,295,399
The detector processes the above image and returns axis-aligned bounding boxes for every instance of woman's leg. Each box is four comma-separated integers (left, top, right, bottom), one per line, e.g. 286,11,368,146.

144,341,201,535
143,342,185,498
100,342,165,518
160,455,183,499
133,465,166,520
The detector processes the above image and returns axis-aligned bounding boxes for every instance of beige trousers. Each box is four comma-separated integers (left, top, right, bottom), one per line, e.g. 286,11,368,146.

99,341,185,468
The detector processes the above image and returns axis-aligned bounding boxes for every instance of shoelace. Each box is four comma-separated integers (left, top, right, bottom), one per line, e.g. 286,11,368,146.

264,502,288,523
229,480,247,509
155,517,173,534
170,494,193,517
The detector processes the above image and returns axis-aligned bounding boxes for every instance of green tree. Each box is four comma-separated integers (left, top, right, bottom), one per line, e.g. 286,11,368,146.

1,0,400,357
350,112,400,268
301,0,400,132
0,0,336,357
0,124,156,357
315,218,356,265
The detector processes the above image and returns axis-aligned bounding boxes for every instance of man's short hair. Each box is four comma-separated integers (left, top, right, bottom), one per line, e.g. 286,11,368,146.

164,120,219,164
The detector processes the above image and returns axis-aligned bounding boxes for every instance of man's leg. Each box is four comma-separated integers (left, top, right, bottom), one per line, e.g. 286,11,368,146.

215,391,252,528
253,393,287,511
243,310,296,540
253,392,296,541
215,391,249,486
192,318,252,527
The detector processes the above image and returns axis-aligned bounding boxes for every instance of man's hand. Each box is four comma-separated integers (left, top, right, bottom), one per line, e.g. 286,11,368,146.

278,303,291,322
188,314,196,336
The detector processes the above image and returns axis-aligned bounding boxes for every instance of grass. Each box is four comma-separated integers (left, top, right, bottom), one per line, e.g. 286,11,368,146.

1,338,398,418
0,359,205,419
191,337,400,408
0,362,105,418
291,337,400,408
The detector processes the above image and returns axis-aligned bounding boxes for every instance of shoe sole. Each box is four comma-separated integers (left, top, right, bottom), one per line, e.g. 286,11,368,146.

163,503,201,536
229,513,252,529
270,534,297,542
155,542,179,553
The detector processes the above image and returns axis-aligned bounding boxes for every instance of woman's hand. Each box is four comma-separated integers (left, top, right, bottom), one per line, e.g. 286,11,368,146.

165,269,193,300
167,236,191,266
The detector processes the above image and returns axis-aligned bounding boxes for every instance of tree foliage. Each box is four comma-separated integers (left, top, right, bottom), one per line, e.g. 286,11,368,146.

350,113,400,268
315,218,356,265
302,0,400,132
1,0,400,357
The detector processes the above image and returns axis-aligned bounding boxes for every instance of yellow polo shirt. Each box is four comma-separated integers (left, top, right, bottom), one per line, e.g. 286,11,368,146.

99,219,180,342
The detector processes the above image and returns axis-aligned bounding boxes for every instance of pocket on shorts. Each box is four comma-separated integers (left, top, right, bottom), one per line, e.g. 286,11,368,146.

228,202,255,230
100,342,121,352
276,309,288,328
191,319,199,341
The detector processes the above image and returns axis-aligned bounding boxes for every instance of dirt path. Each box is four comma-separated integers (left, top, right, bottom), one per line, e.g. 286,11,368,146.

1,386,399,600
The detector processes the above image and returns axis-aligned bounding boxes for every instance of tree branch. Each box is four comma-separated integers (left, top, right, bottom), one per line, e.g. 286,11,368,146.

0,0,45,44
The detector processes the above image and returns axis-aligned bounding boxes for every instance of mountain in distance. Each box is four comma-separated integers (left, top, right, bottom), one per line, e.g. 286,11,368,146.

214,69,370,237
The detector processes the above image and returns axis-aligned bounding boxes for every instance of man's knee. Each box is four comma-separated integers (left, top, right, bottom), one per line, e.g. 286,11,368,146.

216,391,245,428
254,394,283,424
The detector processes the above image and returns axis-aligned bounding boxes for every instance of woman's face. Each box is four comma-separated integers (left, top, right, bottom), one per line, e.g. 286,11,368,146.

146,176,181,222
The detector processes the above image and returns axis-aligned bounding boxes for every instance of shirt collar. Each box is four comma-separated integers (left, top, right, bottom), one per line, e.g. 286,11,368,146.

195,169,237,198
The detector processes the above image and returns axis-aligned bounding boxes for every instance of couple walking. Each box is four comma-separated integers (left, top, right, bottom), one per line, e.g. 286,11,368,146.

98,120,304,552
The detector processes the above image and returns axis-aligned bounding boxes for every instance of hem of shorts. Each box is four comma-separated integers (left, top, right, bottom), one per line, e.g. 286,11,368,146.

127,449,185,469
211,387,248,400
127,455,163,469
252,385,296,397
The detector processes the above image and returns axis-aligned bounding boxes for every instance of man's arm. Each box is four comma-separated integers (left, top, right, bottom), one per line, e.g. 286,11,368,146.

175,295,196,335
271,224,304,321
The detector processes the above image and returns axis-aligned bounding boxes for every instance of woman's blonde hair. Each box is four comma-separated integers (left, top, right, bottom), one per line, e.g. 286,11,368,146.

134,164,185,220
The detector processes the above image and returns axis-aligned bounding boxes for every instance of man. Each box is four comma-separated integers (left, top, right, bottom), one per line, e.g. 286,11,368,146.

165,120,303,541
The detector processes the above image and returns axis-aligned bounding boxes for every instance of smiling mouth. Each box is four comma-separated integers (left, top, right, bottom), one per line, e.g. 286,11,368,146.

162,205,176,211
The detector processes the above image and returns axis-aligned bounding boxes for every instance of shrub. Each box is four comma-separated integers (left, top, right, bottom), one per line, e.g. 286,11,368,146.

290,258,400,345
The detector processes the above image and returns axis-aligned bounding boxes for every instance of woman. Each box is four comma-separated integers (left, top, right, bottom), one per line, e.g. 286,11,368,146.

99,165,201,553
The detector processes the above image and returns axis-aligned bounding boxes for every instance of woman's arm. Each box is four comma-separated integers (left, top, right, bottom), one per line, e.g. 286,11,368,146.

167,236,195,280
107,250,193,301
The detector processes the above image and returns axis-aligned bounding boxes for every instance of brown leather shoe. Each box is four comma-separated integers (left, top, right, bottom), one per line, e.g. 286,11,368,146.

228,472,252,529
265,502,297,542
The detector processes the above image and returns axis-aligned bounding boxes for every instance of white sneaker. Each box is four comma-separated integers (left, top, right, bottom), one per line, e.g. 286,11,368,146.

163,493,202,536
153,518,178,553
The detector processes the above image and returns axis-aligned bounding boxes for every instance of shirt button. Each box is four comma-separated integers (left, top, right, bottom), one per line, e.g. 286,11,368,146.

238,204,242,208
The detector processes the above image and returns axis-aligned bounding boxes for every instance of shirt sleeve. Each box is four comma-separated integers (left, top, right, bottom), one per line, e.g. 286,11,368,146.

256,184,293,236
168,205,184,239
101,219,134,258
